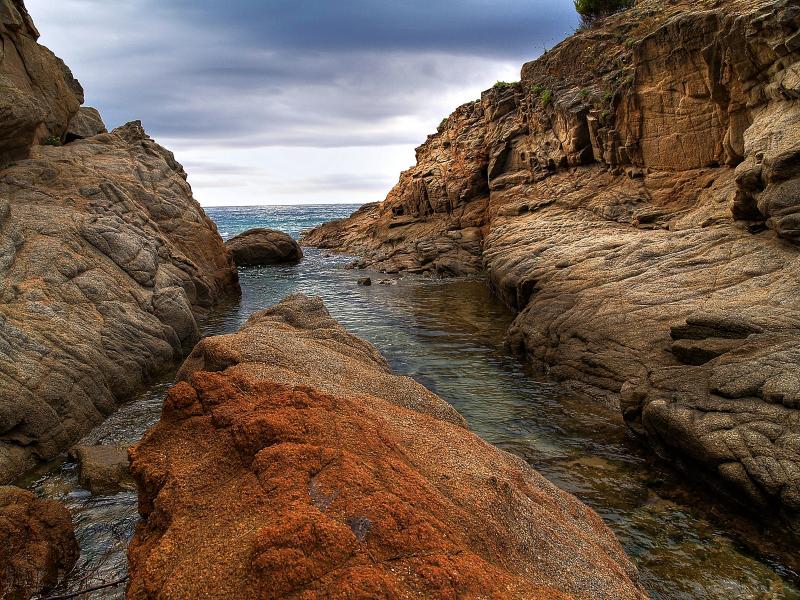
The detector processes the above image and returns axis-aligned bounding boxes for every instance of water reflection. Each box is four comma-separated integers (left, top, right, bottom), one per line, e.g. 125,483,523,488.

24,248,800,599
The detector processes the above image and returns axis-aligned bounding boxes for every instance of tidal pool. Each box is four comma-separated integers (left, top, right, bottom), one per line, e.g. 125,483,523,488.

25,205,800,599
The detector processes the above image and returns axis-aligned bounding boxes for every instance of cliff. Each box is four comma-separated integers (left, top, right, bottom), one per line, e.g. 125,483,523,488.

304,0,800,534
128,295,646,599
0,1,240,482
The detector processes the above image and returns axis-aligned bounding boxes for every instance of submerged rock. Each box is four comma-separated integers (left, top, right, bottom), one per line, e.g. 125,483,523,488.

357,276,371,286
302,0,800,535
226,228,303,266
128,294,646,599
0,486,78,599
71,444,135,495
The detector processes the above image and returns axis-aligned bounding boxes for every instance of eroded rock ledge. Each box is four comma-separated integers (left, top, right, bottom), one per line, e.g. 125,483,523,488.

128,295,646,599
303,0,800,534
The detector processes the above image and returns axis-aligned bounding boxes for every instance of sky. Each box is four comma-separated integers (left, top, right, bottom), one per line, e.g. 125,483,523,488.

27,0,577,206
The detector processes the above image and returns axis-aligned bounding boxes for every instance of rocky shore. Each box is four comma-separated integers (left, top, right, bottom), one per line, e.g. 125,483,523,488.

304,0,800,535
128,295,646,599
0,0,240,483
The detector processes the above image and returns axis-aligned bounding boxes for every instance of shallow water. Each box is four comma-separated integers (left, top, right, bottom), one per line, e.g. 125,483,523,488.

26,205,800,599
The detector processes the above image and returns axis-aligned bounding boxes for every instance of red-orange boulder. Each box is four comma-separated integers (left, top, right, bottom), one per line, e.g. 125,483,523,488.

0,486,78,599
127,295,646,599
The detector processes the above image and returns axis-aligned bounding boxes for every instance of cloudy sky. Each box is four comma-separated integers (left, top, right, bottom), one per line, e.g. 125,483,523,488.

27,0,577,206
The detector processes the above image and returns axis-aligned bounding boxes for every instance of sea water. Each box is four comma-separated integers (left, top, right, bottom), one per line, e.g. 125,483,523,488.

25,204,800,599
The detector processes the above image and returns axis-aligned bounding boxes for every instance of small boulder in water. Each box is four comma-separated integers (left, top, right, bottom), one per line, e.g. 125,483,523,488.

71,445,136,495
357,277,372,286
226,228,303,266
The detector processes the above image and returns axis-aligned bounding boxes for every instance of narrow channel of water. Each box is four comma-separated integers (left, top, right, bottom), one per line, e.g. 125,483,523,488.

25,205,799,599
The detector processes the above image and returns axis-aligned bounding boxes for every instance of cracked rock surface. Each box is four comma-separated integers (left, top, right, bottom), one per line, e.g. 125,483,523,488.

0,120,240,482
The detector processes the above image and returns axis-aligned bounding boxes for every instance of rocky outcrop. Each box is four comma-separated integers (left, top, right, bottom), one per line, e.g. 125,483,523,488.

0,117,240,482
225,228,303,266
304,0,800,534
0,486,78,599
0,0,83,163
128,295,646,599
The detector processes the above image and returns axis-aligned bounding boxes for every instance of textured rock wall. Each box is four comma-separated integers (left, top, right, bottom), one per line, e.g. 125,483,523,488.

0,121,240,482
304,0,800,533
128,295,646,600
0,1,240,482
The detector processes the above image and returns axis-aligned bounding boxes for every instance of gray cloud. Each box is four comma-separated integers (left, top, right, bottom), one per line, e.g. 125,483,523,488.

29,0,576,147
25,0,576,204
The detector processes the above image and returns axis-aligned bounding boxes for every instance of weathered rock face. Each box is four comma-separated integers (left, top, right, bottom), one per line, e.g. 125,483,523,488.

0,485,79,599
0,119,240,482
225,228,303,266
0,0,83,163
304,0,800,534
128,295,646,599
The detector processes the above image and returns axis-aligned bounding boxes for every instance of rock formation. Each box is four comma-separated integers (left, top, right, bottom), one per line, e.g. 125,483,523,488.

225,228,303,266
0,1,240,482
71,444,135,496
0,0,82,163
65,106,107,142
128,295,646,599
0,486,79,599
304,0,800,535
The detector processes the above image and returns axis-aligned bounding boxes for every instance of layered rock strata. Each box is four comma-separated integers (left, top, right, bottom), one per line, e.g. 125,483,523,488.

128,294,646,600
304,0,800,532
0,1,240,482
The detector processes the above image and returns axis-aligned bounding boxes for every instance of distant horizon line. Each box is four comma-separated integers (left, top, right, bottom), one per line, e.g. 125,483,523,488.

201,202,369,208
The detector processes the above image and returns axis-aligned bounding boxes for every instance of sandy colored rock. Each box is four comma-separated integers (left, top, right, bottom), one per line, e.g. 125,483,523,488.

0,485,78,599
225,228,303,266
65,106,107,141
303,0,800,534
0,0,83,163
71,444,135,495
128,295,645,600
0,119,240,483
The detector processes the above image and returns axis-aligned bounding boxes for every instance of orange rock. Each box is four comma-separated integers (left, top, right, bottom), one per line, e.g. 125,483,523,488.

0,486,78,599
128,295,645,599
